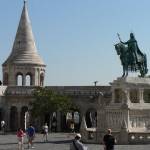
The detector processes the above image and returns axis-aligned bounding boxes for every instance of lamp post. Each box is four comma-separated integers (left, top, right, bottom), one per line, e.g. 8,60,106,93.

93,81,98,95
93,81,98,87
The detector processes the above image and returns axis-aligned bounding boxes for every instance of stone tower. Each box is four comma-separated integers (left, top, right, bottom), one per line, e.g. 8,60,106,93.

2,1,46,86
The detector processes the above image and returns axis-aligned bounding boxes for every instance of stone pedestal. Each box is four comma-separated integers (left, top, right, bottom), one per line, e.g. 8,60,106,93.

79,77,150,144
110,77,150,144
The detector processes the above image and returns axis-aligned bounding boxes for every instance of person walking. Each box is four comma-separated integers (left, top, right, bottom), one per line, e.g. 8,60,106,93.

26,124,35,149
103,129,116,150
1,120,6,134
70,120,75,133
17,128,25,150
70,133,87,150
42,123,48,142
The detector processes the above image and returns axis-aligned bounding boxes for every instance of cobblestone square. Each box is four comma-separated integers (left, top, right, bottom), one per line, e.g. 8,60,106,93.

0,133,150,150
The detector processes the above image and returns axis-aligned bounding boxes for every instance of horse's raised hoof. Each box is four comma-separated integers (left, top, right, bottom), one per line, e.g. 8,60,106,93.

122,74,125,78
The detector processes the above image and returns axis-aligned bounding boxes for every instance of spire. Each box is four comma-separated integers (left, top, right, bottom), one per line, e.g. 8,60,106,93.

3,1,45,66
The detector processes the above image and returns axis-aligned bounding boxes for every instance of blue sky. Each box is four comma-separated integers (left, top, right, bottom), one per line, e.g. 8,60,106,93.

0,0,150,86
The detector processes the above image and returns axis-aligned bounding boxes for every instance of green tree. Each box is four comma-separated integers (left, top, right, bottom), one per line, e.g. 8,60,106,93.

30,87,74,117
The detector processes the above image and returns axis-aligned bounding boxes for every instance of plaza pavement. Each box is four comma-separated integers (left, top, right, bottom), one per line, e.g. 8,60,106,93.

0,132,150,150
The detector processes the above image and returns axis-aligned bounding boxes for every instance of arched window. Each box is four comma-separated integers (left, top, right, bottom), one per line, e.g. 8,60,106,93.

16,73,23,86
3,72,8,85
85,108,97,128
25,73,32,86
65,111,80,132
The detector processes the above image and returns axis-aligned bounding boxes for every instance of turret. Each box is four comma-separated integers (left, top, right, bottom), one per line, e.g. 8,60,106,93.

2,1,46,86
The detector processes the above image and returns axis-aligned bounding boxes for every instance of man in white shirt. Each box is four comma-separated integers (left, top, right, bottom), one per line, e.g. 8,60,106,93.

42,123,48,142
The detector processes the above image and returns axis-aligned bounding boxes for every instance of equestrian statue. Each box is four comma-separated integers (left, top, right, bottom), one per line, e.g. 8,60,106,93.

115,33,148,77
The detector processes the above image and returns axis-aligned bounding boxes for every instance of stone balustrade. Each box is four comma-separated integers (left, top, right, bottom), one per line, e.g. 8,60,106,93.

5,86,35,96
82,129,150,144
129,132,150,144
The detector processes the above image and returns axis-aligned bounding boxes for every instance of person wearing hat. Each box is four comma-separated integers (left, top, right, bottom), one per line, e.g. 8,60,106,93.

70,133,87,150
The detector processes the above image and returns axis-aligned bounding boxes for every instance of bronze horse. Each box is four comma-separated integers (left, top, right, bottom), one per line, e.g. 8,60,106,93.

115,43,148,77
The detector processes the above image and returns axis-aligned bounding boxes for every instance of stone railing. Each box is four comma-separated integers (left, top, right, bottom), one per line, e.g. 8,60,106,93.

82,130,150,144
128,132,150,144
5,86,35,96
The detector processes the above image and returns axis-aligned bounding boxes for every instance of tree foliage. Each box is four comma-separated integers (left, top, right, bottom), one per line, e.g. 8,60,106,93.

30,87,73,117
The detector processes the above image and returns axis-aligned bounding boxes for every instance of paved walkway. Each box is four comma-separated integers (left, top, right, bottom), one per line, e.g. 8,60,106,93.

0,133,150,150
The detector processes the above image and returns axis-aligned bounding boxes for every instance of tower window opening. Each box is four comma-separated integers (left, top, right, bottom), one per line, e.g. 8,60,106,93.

16,74,23,86
26,74,32,86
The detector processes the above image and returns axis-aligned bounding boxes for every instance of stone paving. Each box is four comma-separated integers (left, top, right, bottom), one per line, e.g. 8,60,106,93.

0,133,150,150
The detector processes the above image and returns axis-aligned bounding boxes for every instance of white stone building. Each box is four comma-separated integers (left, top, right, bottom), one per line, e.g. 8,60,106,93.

0,1,150,144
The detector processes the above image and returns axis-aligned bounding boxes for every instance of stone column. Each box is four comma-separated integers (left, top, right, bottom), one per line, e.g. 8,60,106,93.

80,115,88,142
97,109,106,132
22,74,26,86
123,88,130,105
139,88,144,103
119,119,128,144
30,68,35,86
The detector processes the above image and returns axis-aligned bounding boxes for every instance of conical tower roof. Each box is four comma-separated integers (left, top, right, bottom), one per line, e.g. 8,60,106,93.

3,1,45,66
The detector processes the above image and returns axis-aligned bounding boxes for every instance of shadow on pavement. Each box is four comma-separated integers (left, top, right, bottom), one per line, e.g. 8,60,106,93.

35,139,72,144
0,139,72,146
0,142,17,145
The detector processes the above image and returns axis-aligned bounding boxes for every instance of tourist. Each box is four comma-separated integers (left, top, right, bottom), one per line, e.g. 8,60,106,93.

42,123,48,142
70,120,75,133
103,129,116,150
17,128,25,150
70,133,88,150
26,124,35,149
1,120,6,134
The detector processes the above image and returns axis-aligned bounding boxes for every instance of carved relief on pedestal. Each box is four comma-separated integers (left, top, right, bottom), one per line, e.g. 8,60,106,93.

114,88,123,103
143,89,150,103
129,110,150,130
129,89,139,103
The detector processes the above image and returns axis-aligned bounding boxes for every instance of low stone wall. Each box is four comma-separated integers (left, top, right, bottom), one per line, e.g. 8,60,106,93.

82,129,150,144
128,132,150,144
